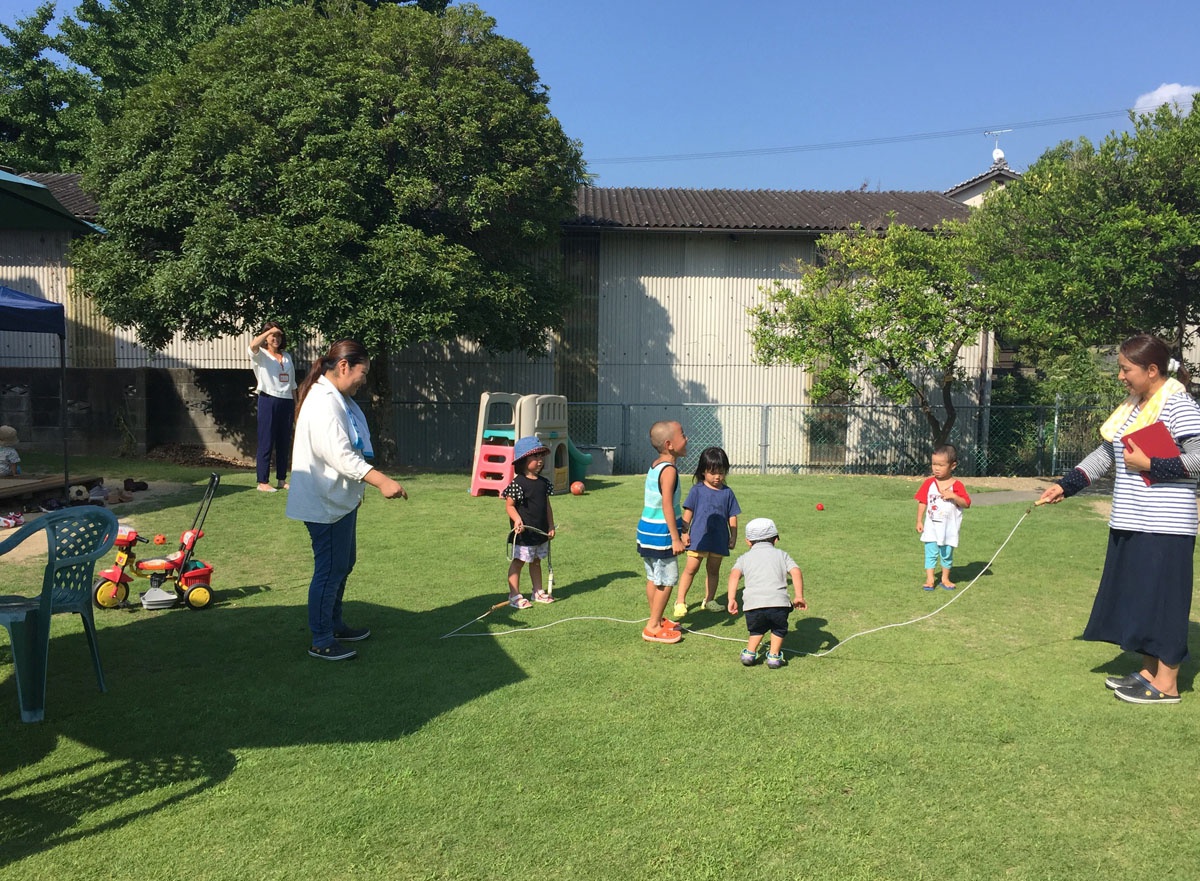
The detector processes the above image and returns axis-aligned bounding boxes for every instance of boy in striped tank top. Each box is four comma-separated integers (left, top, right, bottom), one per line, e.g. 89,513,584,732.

636,420,689,644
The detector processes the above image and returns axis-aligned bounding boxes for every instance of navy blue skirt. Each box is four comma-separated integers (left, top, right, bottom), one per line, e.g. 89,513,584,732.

1082,529,1194,665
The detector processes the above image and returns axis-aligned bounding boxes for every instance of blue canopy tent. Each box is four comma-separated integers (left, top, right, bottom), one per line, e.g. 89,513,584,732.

0,285,71,492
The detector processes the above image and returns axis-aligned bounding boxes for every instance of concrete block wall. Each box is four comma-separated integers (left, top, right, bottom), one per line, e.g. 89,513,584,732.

0,367,258,460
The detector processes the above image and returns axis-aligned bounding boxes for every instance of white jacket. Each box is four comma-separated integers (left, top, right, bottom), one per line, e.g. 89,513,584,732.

285,375,373,523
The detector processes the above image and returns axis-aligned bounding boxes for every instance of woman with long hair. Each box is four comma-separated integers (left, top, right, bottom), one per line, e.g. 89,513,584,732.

286,339,408,661
1039,334,1200,704
249,322,296,492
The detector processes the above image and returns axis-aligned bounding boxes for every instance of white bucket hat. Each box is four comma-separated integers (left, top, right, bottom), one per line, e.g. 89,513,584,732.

745,518,779,542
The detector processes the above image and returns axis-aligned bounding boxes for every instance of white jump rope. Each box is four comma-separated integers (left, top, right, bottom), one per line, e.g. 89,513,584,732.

441,503,1042,656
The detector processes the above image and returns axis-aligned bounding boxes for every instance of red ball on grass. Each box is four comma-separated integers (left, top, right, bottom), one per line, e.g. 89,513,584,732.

816,503,824,511
570,481,585,495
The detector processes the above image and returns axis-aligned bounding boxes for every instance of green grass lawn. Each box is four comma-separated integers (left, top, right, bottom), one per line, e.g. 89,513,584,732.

2,464,1199,880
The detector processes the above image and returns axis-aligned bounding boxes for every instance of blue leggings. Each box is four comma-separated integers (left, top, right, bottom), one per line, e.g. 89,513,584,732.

924,542,953,569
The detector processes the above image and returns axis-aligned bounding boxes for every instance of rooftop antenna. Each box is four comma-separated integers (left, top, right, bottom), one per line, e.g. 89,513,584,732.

984,129,1012,166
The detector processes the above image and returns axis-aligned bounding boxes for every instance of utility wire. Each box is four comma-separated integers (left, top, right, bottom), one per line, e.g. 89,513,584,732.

590,109,1131,165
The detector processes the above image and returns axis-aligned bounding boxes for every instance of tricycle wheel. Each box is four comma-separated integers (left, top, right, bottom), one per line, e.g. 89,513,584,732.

183,583,213,610
93,578,128,609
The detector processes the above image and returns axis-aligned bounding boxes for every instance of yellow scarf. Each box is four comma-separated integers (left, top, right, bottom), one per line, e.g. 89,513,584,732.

1099,377,1186,441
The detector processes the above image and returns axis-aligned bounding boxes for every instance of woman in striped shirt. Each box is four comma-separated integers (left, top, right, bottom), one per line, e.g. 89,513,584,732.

1038,334,1200,705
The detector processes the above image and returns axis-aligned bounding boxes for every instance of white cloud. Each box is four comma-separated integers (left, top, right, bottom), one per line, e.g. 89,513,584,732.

1133,83,1200,115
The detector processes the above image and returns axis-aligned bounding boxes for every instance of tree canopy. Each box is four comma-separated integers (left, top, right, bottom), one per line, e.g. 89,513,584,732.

0,0,448,171
975,97,1200,356
0,4,96,171
71,2,586,355
750,219,1006,444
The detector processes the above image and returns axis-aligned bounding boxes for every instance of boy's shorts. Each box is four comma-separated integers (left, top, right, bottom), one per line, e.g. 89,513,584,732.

923,542,954,569
513,542,549,563
745,606,791,638
643,556,679,586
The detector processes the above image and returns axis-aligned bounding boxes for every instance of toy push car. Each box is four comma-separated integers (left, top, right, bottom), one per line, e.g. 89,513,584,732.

93,473,220,611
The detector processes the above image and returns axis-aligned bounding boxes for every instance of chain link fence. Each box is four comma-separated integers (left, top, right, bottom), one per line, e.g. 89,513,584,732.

396,400,1110,478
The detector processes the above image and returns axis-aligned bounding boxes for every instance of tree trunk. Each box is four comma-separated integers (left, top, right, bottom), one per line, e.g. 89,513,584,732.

366,354,397,467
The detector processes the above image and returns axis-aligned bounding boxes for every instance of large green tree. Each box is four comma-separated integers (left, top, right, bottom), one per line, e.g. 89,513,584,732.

0,4,95,171
750,219,1007,444
0,0,447,171
975,97,1200,356
71,2,586,359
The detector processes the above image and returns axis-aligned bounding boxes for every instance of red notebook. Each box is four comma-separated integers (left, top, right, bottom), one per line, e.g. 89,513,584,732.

1120,420,1180,486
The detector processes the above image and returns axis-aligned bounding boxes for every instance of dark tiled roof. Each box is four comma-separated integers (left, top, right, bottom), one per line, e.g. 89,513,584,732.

21,172,99,221
944,162,1022,199
569,186,968,232
10,176,972,232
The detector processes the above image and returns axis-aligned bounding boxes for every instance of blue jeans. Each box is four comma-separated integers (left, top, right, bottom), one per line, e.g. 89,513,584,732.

305,508,357,647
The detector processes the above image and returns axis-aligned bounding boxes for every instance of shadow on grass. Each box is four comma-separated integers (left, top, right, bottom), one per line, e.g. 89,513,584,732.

681,609,840,656
1087,620,1200,694
792,616,839,655
571,478,622,492
435,569,639,635
0,580,562,866
955,561,993,581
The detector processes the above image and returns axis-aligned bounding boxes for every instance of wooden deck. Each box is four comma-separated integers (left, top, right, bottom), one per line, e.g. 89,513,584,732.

0,474,103,503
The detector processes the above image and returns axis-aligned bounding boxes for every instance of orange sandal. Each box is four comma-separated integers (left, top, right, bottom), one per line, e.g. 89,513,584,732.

642,624,682,644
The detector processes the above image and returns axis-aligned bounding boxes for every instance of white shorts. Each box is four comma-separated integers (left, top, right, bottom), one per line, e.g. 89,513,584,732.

513,542,549,562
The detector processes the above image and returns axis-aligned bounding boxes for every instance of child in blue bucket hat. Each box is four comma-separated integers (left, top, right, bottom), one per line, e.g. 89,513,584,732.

501,436,556,607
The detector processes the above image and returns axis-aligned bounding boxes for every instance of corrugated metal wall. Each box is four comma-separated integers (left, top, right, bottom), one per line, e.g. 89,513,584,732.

0,231,74,365
594,228,988,404
596,230,819,408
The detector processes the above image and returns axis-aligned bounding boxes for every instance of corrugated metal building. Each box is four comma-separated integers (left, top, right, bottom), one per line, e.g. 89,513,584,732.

2,175,982,466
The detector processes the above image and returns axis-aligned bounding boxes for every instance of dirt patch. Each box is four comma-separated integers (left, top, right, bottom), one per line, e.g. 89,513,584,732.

147,444,253,469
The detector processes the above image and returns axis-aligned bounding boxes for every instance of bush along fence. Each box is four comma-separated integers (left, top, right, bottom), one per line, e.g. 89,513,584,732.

394,401,1110,479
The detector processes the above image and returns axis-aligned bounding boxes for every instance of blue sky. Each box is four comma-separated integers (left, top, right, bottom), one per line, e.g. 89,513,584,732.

2,0,1197,193
478,0,1200,192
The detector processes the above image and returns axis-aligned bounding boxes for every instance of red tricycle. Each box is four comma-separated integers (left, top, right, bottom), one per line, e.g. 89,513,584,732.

92,472,219,611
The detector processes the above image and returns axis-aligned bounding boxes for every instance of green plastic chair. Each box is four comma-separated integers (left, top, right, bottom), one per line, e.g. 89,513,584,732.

0,507,119,722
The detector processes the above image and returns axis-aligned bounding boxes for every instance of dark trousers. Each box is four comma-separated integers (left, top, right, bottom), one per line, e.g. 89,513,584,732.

256,393,295,484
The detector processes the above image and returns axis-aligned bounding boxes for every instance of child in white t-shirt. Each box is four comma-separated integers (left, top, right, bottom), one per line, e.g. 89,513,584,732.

914,444,971,590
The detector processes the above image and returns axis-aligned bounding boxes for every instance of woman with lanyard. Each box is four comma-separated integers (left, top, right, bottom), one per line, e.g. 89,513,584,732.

286,339,408,661
249,322,297,492
1039,334,1200,704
